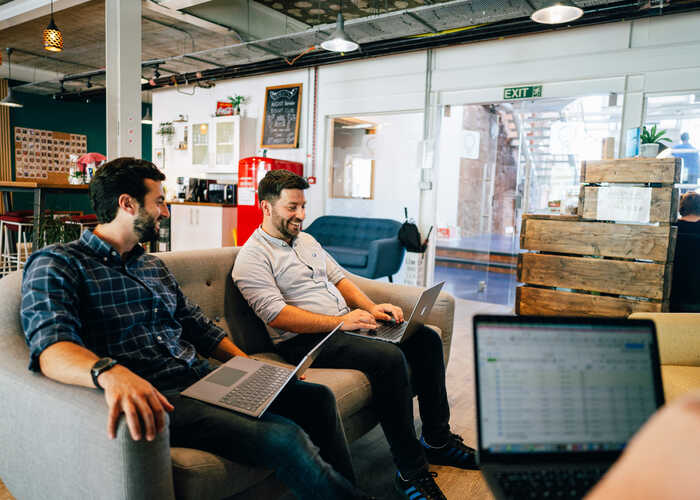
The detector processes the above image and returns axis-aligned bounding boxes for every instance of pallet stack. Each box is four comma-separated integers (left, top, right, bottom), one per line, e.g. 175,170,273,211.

516,158,681,317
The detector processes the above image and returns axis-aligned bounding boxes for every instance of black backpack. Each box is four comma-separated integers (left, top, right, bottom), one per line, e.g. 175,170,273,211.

398,208,432,253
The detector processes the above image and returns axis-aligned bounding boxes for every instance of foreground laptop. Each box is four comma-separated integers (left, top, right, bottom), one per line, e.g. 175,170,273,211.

346,281,445,343
182,324,341,418
473,315,664,500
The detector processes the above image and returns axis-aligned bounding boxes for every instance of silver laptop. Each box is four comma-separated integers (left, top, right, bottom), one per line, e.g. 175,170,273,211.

473,315,664,500
182,324,342,418
346,281,444,343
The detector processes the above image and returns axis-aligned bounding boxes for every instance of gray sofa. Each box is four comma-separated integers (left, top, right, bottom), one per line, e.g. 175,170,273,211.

0,246,455,500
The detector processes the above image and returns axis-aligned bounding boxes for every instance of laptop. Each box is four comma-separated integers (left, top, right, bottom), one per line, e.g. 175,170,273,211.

346,281,445,343
182,324,342,418
473,315,664,500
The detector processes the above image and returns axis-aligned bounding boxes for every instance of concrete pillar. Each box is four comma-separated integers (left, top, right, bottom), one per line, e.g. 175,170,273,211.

105,0,141,159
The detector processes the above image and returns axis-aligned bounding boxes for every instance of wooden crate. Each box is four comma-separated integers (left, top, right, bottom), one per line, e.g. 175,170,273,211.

517,157,679,318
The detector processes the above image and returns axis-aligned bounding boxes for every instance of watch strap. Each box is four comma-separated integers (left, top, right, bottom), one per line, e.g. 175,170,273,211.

91,357,117,390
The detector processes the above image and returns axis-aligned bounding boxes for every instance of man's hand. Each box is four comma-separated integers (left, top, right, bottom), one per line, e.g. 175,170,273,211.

369,303,404,323
340,309,377,330
99,365,174,442
586,391,700,499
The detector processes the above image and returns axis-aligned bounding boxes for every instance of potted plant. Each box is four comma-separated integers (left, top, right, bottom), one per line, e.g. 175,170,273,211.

639,125,671,158
227,95,246,115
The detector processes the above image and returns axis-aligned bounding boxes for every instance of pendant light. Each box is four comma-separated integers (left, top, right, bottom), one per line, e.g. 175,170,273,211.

141,107,152,125
321,1,358,53
1,48,23,109
530,0,583,24
43,0,64,52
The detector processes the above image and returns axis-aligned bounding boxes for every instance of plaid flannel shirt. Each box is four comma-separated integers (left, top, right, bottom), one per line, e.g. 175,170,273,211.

21,230,225,391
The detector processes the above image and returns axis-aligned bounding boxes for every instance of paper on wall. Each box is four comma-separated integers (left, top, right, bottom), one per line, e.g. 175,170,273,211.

595,186,652,223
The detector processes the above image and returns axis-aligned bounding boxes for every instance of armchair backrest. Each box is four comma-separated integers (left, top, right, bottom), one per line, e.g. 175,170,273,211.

305,215,402,249
158,247,274,354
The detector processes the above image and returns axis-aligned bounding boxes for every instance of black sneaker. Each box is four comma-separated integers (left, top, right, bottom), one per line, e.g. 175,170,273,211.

421,433,478,470
394,470,446,500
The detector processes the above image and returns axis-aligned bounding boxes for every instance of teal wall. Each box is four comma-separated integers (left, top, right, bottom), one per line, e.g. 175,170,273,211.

8,93,152,213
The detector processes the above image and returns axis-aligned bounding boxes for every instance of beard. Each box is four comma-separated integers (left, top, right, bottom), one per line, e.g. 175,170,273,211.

273,215,301,241
134,208,159,243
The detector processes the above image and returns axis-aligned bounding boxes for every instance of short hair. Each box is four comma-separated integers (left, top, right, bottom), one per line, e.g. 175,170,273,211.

681,132,690,142
679,192,700,217
89,157,165,223
257,169,309,203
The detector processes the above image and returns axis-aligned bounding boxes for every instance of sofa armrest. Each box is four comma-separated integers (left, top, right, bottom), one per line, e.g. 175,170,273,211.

364,237,405,279
344,274,455,366
0,334,175,500
629,313,700,367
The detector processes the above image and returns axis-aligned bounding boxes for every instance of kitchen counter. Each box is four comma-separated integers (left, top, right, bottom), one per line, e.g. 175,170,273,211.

168,200,236,208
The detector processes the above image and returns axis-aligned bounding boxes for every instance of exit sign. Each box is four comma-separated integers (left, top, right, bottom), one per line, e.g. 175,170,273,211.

503,85,543,100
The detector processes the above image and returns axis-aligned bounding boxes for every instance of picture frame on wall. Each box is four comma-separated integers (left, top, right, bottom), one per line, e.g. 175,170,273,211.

261,83,302,149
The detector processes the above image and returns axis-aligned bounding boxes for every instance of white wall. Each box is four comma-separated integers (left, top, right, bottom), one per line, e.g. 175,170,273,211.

326,112,423,222
152,11,700,235
151,67,319,214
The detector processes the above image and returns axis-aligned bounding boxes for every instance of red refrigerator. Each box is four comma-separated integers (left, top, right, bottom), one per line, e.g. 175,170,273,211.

236,156,304,246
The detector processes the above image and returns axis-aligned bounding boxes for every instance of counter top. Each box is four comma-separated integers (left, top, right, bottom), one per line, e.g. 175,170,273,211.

168,200,236,208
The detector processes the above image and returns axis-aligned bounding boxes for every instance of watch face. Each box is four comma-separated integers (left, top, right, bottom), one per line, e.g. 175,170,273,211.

93,357,115,372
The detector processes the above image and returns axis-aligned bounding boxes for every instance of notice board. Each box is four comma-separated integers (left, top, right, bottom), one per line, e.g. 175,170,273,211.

261,83,302,149
14,126,87,184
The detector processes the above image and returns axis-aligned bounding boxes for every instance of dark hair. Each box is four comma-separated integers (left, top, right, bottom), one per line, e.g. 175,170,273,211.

680,192,700,217
89,157,165,223
257,169,309,203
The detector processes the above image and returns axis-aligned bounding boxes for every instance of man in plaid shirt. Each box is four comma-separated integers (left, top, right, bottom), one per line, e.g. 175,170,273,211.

21,157,369,500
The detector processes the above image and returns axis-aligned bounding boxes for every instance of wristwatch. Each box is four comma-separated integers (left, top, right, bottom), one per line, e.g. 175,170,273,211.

90,357,118,390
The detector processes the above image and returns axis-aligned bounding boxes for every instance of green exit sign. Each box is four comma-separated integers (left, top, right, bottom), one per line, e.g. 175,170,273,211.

503,85,543,100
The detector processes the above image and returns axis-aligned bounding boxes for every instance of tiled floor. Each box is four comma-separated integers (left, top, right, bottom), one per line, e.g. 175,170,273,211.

435,265,517,308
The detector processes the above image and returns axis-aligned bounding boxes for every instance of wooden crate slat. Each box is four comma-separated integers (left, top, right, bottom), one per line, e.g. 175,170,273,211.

580,158,680,184
521,215,677,262
518,253,669,300
516,286,665,317
579,186,678,223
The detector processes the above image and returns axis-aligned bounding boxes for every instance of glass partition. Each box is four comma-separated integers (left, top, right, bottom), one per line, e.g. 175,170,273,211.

435,94,624,308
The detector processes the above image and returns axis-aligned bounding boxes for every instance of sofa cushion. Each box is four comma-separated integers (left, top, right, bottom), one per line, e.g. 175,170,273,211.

661,365,700,403
325,246,368,268
171,447,273,500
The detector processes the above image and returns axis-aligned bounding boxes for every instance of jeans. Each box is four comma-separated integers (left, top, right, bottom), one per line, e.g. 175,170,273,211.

276,326,451,474
167,379,361,499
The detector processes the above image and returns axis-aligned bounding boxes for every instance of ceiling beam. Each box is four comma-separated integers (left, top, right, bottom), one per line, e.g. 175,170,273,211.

142,0,238,35
0,0,90,30
158,0,211,10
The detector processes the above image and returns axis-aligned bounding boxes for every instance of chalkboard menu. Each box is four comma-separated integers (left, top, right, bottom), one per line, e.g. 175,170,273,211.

261,83,302,149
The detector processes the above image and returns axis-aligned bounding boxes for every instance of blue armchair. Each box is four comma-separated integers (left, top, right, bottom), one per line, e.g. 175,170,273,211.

305,215,405,281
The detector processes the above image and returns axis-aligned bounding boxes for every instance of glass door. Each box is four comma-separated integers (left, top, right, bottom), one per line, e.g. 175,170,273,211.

435,94,625,309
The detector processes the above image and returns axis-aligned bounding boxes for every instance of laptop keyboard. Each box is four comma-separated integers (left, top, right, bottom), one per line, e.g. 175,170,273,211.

374,322,406,340
495,467,606,500
218,364,291,412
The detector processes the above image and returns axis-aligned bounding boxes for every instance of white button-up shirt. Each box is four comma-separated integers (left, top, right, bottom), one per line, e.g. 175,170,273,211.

232,228,350,344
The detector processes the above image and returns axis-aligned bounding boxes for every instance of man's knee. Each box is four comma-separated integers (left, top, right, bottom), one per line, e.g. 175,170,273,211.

260,418,319,463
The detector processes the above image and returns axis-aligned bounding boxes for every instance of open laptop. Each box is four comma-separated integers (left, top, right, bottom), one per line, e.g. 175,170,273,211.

473,315,664,500
182,324,342,418
346,281,445,343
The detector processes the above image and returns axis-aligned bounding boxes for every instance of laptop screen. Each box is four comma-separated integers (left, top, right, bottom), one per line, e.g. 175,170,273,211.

474,317,662,455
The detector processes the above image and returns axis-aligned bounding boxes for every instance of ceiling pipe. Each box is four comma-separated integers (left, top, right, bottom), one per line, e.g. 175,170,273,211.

43,0,700,101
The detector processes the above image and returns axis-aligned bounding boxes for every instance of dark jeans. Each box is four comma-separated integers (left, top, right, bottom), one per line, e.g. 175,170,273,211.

167,380,360,500
276,326,451,474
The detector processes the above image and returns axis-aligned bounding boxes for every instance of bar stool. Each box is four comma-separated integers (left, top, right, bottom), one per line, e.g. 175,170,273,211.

0,211,35,277
64,214,98,239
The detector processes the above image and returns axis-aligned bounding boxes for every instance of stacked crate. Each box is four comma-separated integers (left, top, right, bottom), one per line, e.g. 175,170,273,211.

516,158,681,317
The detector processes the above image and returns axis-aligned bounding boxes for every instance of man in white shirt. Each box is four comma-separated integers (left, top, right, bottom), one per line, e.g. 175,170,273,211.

233,169,476,500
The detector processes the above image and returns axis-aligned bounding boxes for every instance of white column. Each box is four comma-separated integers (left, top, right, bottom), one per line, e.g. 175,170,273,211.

105,0,141,159
619,74,646,158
